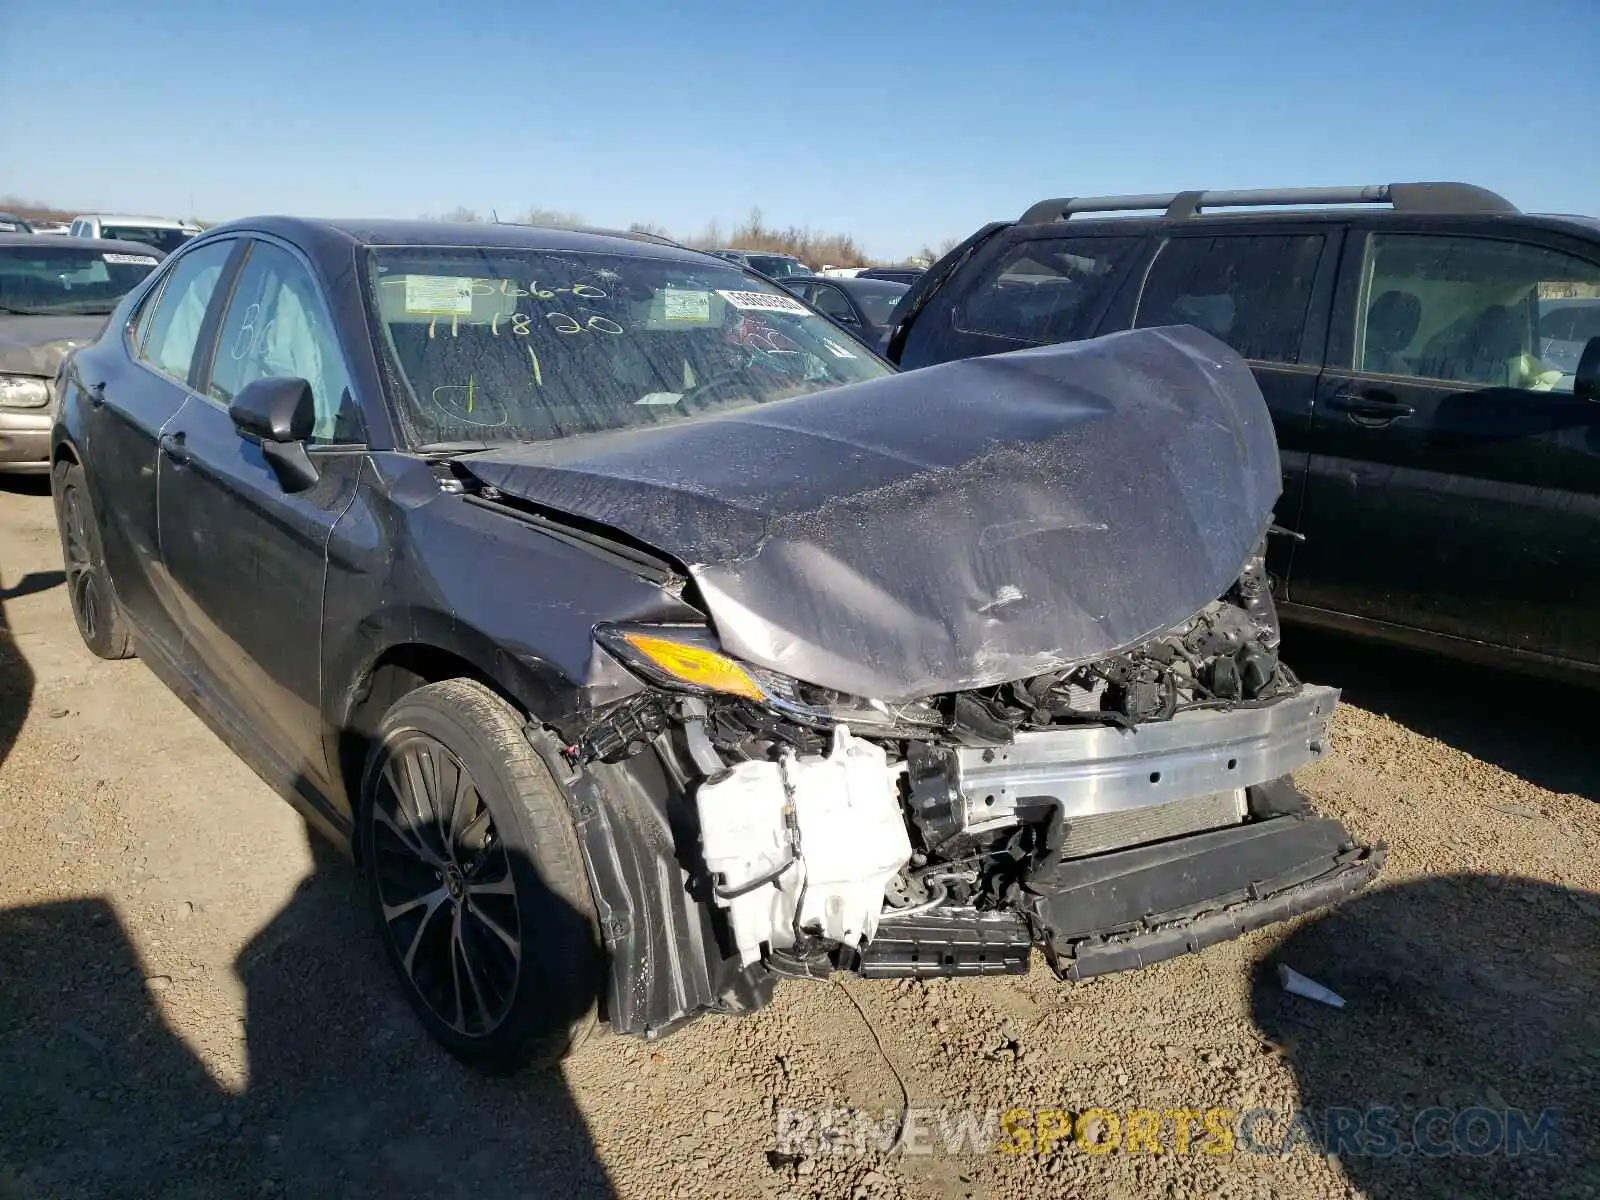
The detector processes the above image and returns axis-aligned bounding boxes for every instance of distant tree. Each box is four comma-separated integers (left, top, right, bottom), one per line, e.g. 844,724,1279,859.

519,207,584,229
440,207,484,223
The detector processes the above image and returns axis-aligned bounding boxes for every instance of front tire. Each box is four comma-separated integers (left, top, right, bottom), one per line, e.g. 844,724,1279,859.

358,678,603,1072
51,460,132,660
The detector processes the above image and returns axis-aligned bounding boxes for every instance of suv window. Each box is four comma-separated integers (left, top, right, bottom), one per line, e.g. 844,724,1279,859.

958,236,1139,343
1134,234,1323,364
207,240,360,442
139,240,235,384
1359,234,1600,392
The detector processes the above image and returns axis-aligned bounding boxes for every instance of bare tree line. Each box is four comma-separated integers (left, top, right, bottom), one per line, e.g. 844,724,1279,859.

430,204,958,268
2,194,961,268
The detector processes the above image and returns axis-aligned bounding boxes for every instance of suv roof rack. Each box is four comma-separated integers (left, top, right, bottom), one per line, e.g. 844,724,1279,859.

1019,182,1518,224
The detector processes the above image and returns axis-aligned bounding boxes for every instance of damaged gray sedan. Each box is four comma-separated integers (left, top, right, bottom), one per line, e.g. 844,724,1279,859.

51,219,1382,1071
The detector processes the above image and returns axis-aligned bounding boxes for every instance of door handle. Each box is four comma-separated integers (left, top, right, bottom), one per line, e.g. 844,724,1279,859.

87,381,106,410
159,430,191,466
1326,388,1416,423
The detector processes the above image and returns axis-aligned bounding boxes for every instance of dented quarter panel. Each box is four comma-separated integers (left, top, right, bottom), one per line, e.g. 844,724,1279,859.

457,326,1280,701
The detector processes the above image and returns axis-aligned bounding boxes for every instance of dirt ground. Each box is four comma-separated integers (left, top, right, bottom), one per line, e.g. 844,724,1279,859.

2,477,1597,1200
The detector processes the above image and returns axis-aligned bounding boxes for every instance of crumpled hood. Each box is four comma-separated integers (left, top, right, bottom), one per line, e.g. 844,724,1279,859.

0,314,107,377
461,326,1281,701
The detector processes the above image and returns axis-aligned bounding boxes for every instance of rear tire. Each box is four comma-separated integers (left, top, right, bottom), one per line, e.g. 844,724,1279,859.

358,678,603,1073
51,460,132,660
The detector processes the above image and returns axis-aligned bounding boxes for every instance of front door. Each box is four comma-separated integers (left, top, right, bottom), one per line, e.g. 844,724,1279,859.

84,237,239,652
1290,229,1600,667
156,237,369,794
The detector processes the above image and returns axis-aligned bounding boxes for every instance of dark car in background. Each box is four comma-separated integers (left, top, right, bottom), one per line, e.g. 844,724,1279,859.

856,265,925,285
0,213,36,234
885,182,1600,683
50,217,1377,1073
711,248,813,280
781,274,908,351
0,234,161,474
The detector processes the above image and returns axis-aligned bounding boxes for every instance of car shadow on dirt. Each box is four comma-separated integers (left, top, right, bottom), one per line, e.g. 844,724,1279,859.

1287,628,1599,803
0,573,47,772
1251,874,1600,1198
0,826,619,1199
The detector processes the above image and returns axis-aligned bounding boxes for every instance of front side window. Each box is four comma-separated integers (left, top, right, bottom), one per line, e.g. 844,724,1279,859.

0,243,160,316
102,226,195,256
1134,234,1323,364
958,236,1140,344
139,240,234,383
848,281,910,325
1359,234,1600,392
207,241,359,442
811,284,857,323
368,248,891,447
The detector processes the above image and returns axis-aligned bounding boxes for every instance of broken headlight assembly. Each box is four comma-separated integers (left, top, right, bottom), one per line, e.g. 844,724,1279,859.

593,623,942,733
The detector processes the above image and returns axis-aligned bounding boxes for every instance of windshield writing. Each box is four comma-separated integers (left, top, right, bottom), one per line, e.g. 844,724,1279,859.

370,249,889,445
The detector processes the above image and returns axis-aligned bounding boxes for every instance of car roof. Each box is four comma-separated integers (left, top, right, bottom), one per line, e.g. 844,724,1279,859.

0,232,164,254
77,214,198,228
1000,209,1600,239
832,276,910,293
201,216,725,268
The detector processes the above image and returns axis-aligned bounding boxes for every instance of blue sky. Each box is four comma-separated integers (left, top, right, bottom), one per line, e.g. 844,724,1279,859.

2,0,1596,260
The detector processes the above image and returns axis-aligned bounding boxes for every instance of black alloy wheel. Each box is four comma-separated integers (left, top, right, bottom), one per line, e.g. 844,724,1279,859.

360,679,603,1072
368,731,521,1038
51,460,132,660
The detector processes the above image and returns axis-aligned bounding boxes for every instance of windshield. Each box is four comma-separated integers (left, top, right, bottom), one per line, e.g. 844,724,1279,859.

101,226,194,255
746,255,812,279
369,247,891,446
847,280,911,324
0,243,160,315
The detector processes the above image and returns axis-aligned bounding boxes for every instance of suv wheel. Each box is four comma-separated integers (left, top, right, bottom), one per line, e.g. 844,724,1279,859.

51,460,133,660
358,678,603,1073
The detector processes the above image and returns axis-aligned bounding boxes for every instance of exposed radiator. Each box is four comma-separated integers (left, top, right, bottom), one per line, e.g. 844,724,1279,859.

1059,788,1247,859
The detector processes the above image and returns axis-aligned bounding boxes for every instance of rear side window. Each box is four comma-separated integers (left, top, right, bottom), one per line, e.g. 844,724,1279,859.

957,236,1139,343
1134,234,1323,364
138,240,235,384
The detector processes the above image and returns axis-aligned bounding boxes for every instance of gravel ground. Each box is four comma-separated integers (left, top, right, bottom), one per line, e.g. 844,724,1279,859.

1,478,1597,1200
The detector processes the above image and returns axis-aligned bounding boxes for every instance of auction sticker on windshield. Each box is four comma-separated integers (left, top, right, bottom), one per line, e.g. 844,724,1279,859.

663,290,712,322
716,290,810,315
404,275,475,316
103,252,159,265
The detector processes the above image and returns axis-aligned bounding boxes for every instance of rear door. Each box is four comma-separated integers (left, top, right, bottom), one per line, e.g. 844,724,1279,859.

157,235,369,793
1127,227,1344,585
896,231,1146,369
1290,227,1600,666
84,237,240,654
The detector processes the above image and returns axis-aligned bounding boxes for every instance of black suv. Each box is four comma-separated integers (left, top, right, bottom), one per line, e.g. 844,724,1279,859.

885,183,1600,682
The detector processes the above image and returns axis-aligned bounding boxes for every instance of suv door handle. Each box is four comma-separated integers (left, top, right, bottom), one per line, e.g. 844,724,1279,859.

159,430,191,466
1326,388,1416,423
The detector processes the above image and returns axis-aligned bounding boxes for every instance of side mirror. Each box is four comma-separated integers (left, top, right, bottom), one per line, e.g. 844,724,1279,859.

228,376,319,492
1575,335,1600,403
229,376,314,442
